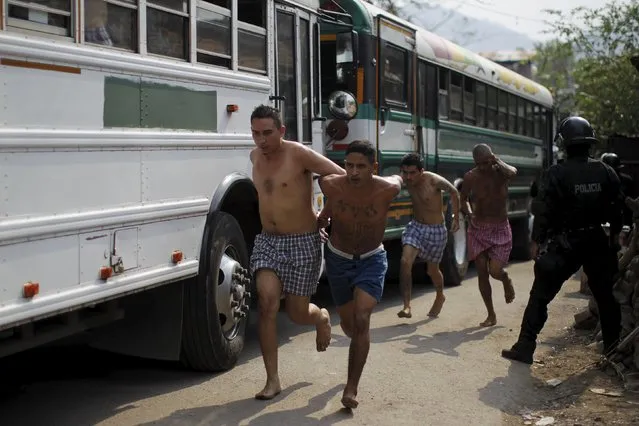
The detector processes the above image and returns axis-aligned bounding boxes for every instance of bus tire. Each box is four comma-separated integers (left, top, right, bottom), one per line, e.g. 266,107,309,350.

181,211,251,372
510,214,533,261
441,210,469,287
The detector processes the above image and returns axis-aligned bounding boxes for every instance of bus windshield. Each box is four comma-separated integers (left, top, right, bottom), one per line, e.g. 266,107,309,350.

321,31,356,101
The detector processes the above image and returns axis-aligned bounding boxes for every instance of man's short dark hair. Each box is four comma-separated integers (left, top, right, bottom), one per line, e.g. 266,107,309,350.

346,140,376,164
400,153,423,170
251,105,282,129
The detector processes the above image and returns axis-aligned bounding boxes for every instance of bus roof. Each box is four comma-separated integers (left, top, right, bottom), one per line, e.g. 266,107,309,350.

327,0,554,107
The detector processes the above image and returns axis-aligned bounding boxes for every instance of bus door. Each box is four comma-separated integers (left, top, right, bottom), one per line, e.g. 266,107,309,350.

376,16,417,164
272,4,323,211
272,4,319,150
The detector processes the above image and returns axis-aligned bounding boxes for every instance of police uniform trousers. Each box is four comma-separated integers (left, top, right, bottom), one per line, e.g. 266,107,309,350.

514,228,621,354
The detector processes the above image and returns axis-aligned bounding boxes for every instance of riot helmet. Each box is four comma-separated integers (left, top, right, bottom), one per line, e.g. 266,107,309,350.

600,152,623,171
554,116,597,148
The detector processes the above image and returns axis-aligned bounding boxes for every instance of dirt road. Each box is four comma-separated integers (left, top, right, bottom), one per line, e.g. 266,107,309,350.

0,261,595,425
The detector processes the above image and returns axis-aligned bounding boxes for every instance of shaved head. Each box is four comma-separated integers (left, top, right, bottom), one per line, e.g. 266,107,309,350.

472,143,492,160
472,143,495,171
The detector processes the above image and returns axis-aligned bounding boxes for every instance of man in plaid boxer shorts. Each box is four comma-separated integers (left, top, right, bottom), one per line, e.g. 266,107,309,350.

248,105,345,401
461,144,518,327
396,153,460,319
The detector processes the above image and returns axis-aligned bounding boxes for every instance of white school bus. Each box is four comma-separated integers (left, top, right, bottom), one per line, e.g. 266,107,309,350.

0,0,327,371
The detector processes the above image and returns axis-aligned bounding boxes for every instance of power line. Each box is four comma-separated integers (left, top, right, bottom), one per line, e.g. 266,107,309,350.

452,1,549,23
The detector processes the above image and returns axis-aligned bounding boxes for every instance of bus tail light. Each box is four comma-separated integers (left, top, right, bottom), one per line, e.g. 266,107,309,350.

226,104,239,113
23,282,40,298
100,266,113,280
171,250,184,264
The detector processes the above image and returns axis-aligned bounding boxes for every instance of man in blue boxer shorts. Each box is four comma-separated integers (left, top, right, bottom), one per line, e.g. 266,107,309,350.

318,140,402,409
397,153,460,319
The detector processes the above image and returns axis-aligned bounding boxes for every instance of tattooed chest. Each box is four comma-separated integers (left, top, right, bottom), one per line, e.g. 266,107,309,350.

334,199,380,218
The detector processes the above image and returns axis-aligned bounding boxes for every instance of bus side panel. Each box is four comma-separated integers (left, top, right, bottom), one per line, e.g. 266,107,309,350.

0,39,270,333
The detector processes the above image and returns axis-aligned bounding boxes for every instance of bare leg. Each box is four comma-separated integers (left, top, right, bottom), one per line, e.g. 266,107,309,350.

488,259,515,304
342,288,377,409
255,269,283,400
475,254,497,327
398,245,419,318
426,262,446,317
337,301,355,338
285,294,332,351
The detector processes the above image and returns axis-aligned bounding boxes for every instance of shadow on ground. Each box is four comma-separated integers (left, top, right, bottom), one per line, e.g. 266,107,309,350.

137,382,354,426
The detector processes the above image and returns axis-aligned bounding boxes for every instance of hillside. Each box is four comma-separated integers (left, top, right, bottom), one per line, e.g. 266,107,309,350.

401,4,537,52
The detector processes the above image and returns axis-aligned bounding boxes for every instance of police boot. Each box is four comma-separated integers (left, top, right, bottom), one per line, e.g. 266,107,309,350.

501,340,536,365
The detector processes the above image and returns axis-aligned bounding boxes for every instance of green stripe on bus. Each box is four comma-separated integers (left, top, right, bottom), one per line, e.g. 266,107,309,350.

104,77,218,131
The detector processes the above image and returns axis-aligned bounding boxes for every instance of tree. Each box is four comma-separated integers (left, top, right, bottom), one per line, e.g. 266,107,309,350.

540,1,639,142
532,40,576,120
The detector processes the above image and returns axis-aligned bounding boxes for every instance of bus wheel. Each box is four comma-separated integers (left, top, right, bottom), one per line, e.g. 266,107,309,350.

181,211,251,372
510,214,533,261
441,212,469,287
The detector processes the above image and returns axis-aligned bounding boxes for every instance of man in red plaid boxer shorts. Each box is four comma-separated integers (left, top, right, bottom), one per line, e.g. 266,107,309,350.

461,144,517,327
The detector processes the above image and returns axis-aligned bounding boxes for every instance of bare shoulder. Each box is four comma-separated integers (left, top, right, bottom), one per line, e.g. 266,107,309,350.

374,175,401,196
319,173,344,195
283,140,304,156
423,171,442,182
249,148,258,164
463,169,476,180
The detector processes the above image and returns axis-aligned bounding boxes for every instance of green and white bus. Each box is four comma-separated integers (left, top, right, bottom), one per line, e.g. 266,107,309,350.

318,0,555,285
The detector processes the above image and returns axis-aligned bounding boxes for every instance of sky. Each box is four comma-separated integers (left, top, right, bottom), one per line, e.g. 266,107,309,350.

435,0,616,42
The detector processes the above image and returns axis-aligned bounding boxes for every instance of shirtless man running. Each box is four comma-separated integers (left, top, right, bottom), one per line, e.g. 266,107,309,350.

397,153,460,319
318,140,402,409
249,105,346,400
461,143,517,327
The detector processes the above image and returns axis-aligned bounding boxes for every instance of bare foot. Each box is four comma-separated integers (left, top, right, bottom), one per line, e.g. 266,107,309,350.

316,308,331,352
255,380,282,400
397,308,412,318
503,278,515,304
480,316,497,327
427,294,446,317
341,390,359,409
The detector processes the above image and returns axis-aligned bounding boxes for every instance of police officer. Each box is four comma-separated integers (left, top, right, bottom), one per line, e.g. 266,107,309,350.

600,152,636,228
501,116,623,364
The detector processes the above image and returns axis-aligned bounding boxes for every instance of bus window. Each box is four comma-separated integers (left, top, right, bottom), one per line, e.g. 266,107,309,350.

533,104,542,139
196,1,231,68
276,10,298,140
383,44,408,106
85,0,137,50
238,0,266,73
497,90,507,131
486,85,497,129
517,97,526,135
8,0,72,37
438,68,449,120
508,94,517,134
463,77,475,125
300,18,312,142
526,101,535,136
475,82,486,128
147,0,189,60
320,31,355,102
425,63,437,119
418,61,427,118
449,71,463,122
